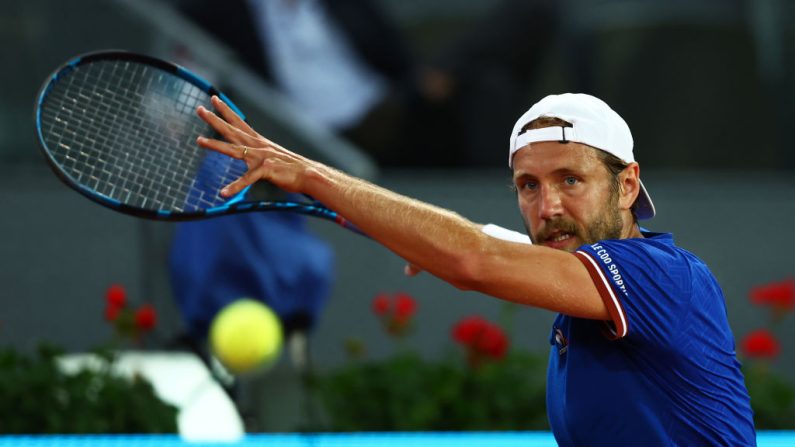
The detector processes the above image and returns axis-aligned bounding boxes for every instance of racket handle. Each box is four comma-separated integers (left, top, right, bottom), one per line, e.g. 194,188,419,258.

333,215,367,237
298,203,367,237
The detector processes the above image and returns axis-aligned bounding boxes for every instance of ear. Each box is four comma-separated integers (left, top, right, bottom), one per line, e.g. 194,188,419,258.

617,163,641,212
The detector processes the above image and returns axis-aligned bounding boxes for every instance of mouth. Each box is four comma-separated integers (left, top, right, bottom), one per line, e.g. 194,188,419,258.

540,231,577,250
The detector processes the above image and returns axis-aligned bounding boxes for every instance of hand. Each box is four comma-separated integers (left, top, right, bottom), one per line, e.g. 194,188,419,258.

404,263,423,277
196,96,314,197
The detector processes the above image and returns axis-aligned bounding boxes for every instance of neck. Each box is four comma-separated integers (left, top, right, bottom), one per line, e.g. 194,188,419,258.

625,222,643,239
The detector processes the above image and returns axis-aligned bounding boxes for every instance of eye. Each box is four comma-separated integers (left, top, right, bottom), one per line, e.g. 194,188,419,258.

564,176,578,186
521,180,538,191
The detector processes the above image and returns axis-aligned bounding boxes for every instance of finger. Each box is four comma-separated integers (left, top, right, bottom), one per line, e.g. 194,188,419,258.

197,106,257,145
211,95,259,138
197,136,251,160
220,163,271,197
404,263,423,277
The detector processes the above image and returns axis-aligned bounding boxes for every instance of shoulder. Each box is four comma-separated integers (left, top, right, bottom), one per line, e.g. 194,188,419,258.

575,232,716,301
580,232,699,269
573,232,723,341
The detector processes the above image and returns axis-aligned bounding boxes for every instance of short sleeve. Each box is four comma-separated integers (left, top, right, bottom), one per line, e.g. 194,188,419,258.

572,238,692,343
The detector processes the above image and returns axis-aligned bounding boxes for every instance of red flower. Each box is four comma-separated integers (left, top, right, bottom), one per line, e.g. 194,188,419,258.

372,293,390,316
102,284,159,345
134,304,157,331
394,293,417,322
476,325,509,359
452,316,488,345
452,316,510,364
105,284,127,308
741,329,780,359
371,292,419,337
750,279,794,311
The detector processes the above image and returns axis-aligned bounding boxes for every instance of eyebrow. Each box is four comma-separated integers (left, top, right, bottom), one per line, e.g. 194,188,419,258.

513,167,587,182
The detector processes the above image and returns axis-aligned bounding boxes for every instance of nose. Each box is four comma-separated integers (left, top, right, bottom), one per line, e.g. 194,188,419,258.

538,186,563,220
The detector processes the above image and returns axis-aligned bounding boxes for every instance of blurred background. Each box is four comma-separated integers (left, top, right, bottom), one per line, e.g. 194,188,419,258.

2,0,795,436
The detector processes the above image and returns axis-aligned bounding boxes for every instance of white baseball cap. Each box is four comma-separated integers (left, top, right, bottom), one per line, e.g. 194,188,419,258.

508,93,655,220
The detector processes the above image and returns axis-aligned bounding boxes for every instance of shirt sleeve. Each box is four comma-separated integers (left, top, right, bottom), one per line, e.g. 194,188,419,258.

572,239,692,343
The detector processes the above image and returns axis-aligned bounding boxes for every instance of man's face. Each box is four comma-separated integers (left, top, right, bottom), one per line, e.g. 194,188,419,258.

512,141,623,252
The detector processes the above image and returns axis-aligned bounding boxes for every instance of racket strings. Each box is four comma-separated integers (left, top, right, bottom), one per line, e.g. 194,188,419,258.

39,59,247,212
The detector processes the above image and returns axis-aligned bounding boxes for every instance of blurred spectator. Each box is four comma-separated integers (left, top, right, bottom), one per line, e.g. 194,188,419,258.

168,209,334,431
175,0,426,166
168,212,334,355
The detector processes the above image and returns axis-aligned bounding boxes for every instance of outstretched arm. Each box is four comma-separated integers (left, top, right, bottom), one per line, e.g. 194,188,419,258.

196,96,608,320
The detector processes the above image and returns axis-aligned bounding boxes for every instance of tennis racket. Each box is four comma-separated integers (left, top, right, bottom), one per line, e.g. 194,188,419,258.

34,50,362,234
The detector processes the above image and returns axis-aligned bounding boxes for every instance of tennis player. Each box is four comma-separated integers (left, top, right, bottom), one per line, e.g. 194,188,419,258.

196,93,756,446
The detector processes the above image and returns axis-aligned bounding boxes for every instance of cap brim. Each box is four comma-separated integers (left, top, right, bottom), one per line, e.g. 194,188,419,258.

634,179,656,220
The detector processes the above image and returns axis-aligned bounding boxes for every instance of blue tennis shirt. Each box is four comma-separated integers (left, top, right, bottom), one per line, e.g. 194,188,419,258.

547,231,756,446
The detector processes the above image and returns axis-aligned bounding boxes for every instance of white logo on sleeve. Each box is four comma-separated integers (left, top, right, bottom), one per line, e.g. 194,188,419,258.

590,243,628,297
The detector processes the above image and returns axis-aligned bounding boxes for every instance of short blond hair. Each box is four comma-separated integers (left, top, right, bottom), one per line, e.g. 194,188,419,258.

521,116,572,133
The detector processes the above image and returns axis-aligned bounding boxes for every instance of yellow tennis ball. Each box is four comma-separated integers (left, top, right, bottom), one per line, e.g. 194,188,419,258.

210,299,283,374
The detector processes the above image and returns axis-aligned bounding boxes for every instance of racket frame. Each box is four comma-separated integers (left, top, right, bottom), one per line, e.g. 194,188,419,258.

34,50,353,228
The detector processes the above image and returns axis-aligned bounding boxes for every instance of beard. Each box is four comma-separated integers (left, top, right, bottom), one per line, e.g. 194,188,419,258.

525,191,624,251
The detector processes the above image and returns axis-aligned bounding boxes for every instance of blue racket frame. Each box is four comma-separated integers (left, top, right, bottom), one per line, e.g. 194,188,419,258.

35,50,360,233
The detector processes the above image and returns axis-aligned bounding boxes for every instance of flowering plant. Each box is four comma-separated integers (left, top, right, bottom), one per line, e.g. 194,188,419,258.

0,284,177,434
452,316,509,367
739,279,795,428
371,292,418,337
104,284,157,345
309,293,547,431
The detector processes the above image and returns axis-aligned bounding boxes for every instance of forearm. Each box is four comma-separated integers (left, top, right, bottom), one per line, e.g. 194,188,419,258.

304,164,487,288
